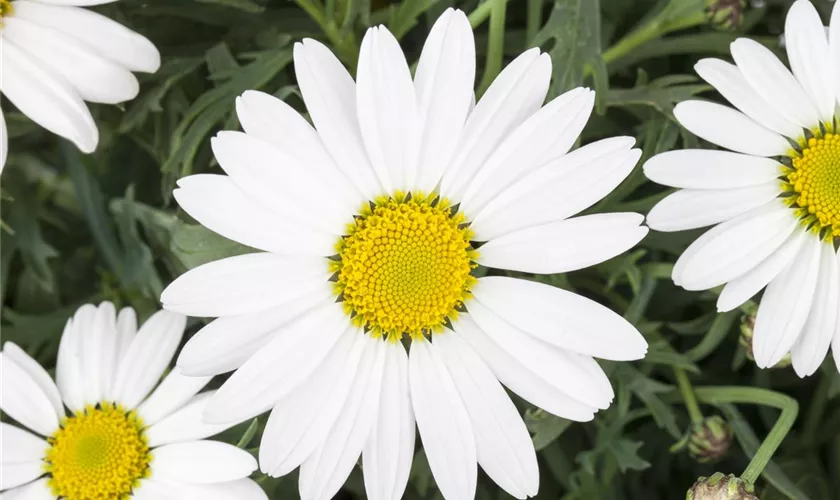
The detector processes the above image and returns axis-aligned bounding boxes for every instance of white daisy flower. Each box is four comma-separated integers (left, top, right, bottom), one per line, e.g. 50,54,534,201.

162,8,649,500
0,302,266,500
644,0,840,377
0,0,160,172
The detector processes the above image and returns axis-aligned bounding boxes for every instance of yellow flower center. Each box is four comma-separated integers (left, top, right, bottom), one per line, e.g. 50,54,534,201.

782,132,840,240
333,192,478,340
0,0,12,18
45,403,151,499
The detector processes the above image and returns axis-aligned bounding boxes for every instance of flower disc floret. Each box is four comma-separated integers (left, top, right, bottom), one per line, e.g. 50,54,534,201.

45,402,151,499
782,132,840,239
334,192,478,340
0,0,12,18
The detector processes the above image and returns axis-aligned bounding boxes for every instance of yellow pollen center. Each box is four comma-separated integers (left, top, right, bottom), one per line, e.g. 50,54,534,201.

45,403,151,499
0,0,12,18
333,192,478,340
783,133,840,239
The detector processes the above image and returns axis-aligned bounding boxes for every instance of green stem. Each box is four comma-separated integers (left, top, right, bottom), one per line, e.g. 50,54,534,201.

468,0,496,29
674,368,704,424
525,0,542,47
601,10,706,66
693,387,799,484
295,0,359,70
477,0,507,95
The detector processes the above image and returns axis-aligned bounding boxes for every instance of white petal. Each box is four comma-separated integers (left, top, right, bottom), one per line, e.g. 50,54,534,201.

471,138,639,241
1,423,48,463
791,241,839,377
12,1,160,73
784,0,836,124
647,184,781,232
0,353,59,436
643,150,783,189
259,327,366,477
173,174,336,256
717,230,806,312
1,109,7,172
2,343,63,421
293,39,381,198
673,100,791,157
3,17,139,104
131,479,181,500
413,9,475,192
146,392,234,447
154,478,268,500
111,310,186,409
136,369,212,426
203,302,349,425
831,1,840,105
151,441,257,484
0,39,97,153
461,88,595,215
753,233,822,368
298,337,385,500
55,315,85,412
478,212,648,274
176,288,333,377
161,252,330,317
362,342,415,500
472,276,648,362
730,37,820,129
22,0,118,6
436,332,538,499
408,338,476,500
210,131,349,233
234,90,359,209
441,49,551,199
356,26,419,191
454,315,596,421
833,248,840,373
0,477,53,500
0,461,45,491
694,58,802,138
466,299,613,410
674,203,799,291
81,302,118,404
116,307,138,364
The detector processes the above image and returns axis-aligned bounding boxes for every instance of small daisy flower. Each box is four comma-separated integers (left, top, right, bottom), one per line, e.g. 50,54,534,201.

0,0,160,172
644,0,840,376
0,303,265,500
162,8,649,500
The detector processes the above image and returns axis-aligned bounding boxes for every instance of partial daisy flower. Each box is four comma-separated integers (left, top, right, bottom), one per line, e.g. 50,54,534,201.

0,303,265,499
644,0,840,377
0,0,160,172
162,8,648,500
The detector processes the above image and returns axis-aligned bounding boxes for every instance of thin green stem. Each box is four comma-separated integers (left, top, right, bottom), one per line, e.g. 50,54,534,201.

693,387,799,484
601,10,706,66
674,368,704,424
477,0,507,95
525,0,542,47
468,0,496,28
295,0,359,70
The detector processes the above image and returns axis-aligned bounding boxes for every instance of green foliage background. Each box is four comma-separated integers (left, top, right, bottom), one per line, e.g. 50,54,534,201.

2,0,840,498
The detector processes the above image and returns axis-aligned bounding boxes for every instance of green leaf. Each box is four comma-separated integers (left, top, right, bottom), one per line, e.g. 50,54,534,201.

525,408,573,451
193,0,265,13
171,224,254,270
533,0,607,102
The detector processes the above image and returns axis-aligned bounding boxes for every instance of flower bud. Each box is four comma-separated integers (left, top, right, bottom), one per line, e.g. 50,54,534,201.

688,416,733,463
687,473,759,500
739,306,791,368
705,0,747,31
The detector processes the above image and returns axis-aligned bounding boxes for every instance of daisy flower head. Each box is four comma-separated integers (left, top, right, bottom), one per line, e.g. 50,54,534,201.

0,0,160,172
644,0,840,377
162,8,649,500
0,303,265,500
